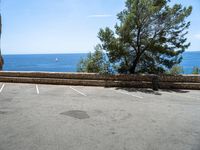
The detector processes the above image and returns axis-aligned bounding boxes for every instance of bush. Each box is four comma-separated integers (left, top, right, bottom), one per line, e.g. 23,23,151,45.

77,45,112,74
0,55,3,70
168,65,184,75
192,67,200,74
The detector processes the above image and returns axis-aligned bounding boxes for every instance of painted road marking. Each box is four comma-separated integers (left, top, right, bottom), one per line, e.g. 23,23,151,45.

69,86,87,96
36,85,40,95
112,89,143,99
0,84,5,93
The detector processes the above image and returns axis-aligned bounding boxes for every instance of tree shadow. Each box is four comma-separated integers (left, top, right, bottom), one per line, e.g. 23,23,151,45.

160,89,190,93
114,87,162,95
112,87,190,96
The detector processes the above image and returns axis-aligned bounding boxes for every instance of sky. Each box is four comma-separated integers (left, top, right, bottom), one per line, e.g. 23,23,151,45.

1,0,200,54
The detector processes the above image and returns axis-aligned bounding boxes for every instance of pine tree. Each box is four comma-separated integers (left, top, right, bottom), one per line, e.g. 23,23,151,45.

98,0,192,74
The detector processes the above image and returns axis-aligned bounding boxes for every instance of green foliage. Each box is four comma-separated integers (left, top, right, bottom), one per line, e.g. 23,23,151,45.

168,65,184,75
98,0,192,74
192,67,200,74
0,55,3,70
77,45,112,74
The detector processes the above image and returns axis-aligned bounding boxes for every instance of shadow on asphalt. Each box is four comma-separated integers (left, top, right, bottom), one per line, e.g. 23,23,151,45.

160,89,190,93
113,87,190,96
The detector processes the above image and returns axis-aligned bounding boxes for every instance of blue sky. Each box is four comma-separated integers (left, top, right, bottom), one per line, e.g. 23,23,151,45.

1,0,200,54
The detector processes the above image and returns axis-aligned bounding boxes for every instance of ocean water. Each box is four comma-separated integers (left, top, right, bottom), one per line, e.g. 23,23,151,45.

181,51,200,74
2,52,200,74
2,54,87,72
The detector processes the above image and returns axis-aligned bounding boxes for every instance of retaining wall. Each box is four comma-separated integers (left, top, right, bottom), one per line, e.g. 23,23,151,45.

0,71,199,90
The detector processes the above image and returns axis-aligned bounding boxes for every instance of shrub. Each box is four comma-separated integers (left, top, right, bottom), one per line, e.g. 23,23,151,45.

77,45,112,74
168,65,184,75
192,67,200,74
0,55,3,70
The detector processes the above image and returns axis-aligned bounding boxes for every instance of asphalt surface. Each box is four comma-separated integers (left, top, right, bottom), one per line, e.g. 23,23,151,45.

0,83,200,150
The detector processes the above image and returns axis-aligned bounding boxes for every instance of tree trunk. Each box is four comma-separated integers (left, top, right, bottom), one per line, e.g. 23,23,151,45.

129,55,140,74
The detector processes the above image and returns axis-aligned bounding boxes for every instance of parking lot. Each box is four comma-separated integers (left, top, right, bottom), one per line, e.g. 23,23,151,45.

0,82,200,150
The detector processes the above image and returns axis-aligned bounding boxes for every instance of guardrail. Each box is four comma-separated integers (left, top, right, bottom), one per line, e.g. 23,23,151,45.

0,71,199,90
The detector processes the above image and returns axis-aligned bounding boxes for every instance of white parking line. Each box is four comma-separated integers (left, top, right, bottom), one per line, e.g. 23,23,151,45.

36,85,40,95
112,89,143,99
69,86,87,96
0,83,5,93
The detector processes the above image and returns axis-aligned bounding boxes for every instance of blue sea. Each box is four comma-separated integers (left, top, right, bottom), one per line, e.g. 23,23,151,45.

2,52,200,74
2,53,87,72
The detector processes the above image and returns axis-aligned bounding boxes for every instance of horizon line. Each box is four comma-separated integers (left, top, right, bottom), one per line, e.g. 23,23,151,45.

2,50,200,55
2,52,89,55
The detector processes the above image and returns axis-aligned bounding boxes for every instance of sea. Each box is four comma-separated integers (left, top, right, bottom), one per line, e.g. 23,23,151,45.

2,51,200,74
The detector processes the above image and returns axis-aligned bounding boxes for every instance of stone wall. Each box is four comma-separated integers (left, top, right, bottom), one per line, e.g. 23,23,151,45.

0,71,199,90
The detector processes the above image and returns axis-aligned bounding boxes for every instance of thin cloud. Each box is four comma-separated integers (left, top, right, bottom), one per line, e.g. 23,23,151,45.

87,14,113,18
